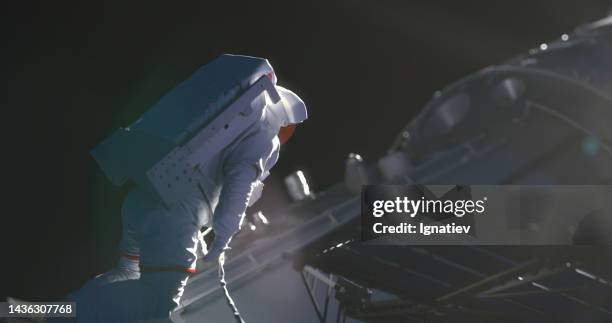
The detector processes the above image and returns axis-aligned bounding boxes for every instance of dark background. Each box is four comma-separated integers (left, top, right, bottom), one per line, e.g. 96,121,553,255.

2,0,610,300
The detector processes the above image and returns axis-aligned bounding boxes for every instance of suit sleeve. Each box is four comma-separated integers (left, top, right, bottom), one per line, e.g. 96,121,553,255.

204,130,279,261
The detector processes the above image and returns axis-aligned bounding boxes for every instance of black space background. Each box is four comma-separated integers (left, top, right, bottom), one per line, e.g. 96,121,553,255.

1,1,610,300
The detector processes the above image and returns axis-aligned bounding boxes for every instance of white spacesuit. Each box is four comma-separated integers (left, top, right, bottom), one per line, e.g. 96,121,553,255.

60,55,307,323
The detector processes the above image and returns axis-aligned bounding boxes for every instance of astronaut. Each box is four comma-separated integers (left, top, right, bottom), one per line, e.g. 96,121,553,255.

60,54,307,322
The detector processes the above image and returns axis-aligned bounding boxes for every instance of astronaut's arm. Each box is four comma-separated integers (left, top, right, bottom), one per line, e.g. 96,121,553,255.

204,162,259,261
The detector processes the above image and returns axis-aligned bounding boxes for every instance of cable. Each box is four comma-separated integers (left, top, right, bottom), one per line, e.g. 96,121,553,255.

217,252,246,323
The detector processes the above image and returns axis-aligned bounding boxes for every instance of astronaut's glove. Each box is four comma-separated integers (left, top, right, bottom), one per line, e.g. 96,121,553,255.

202,238,230,263
87,254,140,288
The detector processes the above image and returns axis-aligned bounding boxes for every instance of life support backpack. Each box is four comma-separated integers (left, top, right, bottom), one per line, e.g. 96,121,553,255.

91,54,281,206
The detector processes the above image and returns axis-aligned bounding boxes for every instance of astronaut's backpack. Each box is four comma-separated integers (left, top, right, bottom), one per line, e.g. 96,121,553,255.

91,54,281,206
